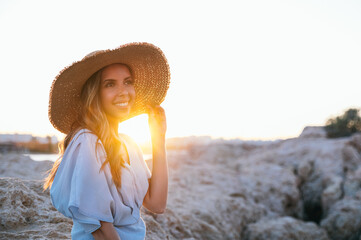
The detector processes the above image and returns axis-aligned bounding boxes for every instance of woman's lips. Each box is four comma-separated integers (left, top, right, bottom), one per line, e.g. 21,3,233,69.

115,102,128,107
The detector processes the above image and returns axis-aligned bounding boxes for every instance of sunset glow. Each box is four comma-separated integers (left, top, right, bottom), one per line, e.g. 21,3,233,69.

119,115,151,146
0,0,360,143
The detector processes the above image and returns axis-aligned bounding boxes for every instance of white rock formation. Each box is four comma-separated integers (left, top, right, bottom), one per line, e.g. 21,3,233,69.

0,178,71,239
0,154,53,180
243,216,329,240
1,128,361,239
321,197,361,240
299,126,327,138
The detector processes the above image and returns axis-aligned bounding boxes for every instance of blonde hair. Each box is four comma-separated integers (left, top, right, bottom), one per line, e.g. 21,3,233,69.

43,64,131,191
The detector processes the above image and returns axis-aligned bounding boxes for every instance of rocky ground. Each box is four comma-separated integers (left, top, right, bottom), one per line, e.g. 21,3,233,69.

0,126,361,239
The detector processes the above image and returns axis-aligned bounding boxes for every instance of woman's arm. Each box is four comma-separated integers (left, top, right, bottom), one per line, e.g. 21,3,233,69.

142,105,168,213
92,221,121,240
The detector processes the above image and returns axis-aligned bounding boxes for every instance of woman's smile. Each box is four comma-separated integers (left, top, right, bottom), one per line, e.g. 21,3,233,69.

114,100,131,109
115,102,129,107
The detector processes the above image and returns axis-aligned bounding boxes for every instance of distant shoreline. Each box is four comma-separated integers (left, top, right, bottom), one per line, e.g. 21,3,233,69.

24,153,59,162
23,153,153,162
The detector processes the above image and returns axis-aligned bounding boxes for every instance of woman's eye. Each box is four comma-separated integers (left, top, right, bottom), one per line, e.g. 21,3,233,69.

105,82,114,87
125,79,134,85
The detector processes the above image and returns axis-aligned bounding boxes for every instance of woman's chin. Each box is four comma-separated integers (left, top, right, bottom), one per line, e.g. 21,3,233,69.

106,113,130,123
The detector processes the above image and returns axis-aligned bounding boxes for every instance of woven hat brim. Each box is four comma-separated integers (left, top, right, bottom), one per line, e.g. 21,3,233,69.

48,42,170,134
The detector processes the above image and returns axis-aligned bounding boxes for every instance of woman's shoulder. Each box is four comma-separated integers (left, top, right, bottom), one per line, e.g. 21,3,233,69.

66,129,104,155
63,128,106,163
71,128,100,145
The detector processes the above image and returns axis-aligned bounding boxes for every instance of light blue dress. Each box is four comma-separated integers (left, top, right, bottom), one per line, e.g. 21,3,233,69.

50,129,151,240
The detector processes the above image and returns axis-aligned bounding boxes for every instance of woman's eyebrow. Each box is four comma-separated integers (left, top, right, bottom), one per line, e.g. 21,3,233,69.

103,76,132,81
102,79,116,83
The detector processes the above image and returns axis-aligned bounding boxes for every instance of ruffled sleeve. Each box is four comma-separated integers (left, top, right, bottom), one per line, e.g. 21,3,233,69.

50,130,114,234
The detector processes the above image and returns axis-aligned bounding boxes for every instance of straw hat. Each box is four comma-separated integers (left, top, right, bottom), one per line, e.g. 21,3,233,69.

49,42,170,134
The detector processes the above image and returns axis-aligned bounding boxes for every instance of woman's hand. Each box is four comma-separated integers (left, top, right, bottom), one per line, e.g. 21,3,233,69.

147,105,167,140
92,221,120,240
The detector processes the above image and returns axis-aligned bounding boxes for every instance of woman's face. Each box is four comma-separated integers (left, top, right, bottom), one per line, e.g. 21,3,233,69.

99,63,136,122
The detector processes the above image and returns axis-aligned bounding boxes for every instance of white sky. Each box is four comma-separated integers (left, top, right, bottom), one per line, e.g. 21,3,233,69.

0,0,360,143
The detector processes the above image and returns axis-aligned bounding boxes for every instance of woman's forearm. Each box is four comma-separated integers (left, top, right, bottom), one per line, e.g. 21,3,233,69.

144,136,168,213
152,136,168,208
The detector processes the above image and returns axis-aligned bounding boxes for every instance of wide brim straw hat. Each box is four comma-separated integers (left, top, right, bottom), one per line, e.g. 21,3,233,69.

49,42,170,134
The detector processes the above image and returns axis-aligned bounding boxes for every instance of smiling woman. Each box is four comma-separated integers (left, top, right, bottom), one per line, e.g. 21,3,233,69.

43,42,171,240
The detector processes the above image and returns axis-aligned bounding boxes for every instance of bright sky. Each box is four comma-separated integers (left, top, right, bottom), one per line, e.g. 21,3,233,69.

0,0,360,143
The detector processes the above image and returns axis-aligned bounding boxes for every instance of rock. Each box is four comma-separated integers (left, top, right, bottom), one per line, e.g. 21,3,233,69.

0,177,72,239
300,166,324,223
299,126,326,138
321,175,343,216
0,154,53,180
243,216,329,240
343,167,361,198
342,144,361,172
155,149,268,240
1,129,361,240
348,133,361,153
237,162,302,218
141,214,170,240
188,142,246,166
321,198,361,240
297,159,313,182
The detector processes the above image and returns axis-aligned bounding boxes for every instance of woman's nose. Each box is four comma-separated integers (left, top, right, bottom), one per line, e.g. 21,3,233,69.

116,85,128,96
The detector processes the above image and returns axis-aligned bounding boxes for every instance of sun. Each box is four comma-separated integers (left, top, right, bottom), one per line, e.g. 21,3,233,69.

118,114,151,146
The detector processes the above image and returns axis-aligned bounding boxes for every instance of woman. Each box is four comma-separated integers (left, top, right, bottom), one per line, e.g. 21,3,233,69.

43,42,170,239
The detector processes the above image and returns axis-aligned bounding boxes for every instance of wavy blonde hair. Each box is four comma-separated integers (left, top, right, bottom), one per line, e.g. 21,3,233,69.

43,64,131,191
